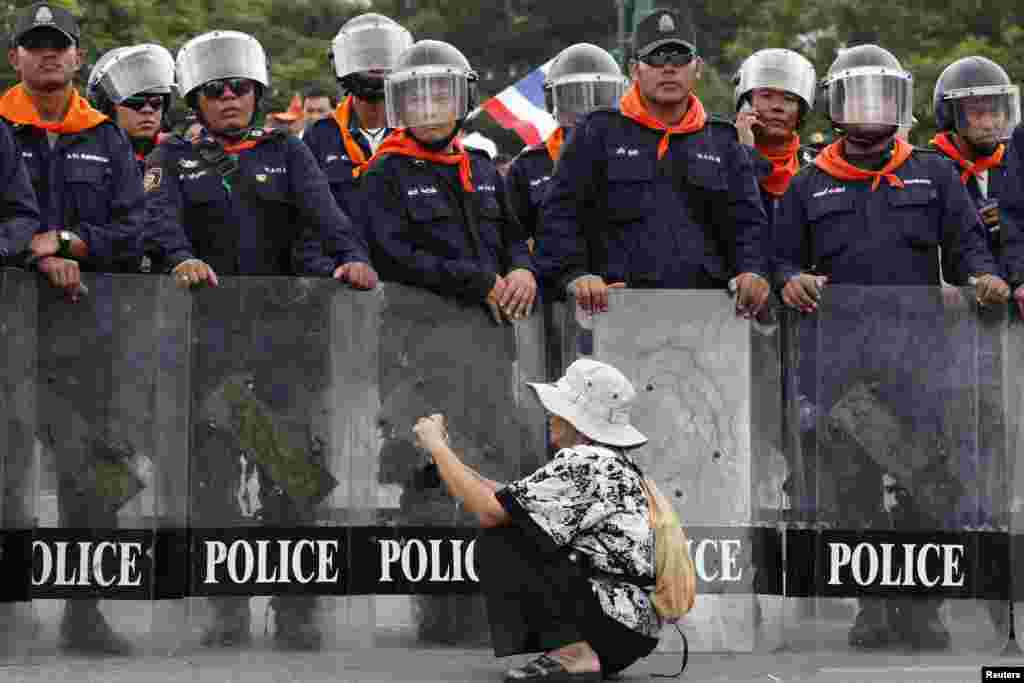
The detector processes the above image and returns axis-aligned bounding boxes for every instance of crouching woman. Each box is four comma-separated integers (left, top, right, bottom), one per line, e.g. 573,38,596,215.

412,359,660,682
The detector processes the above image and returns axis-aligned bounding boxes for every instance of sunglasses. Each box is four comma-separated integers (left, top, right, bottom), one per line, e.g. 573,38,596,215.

120,94,165,111
640,50,696,68
199,78,255,99
18,30,73,51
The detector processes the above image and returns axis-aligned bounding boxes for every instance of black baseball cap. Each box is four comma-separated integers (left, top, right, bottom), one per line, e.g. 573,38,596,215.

633,8,696,59
11,3,80,48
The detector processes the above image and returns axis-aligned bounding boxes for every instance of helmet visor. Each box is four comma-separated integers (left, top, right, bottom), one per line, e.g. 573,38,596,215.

100,48,175,103
947,85,1021,141
826,68,913,127
178,34,268,97
331,23,413,79
550,76,627,126
385,71,469,128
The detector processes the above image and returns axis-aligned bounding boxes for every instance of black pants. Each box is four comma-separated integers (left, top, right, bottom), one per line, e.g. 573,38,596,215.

478,525,659,676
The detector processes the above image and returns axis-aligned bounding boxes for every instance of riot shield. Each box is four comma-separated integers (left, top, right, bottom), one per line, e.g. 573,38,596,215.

798,286,1008,654
0,268,38,660
29,273,188,658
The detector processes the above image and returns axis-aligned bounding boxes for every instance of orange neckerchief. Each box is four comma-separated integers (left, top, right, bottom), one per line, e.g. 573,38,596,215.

930,132,1005,185
368,129,474,192
0,84,107,134
813,138,914,191
757,134,801,197
619,83,707,159
333,96,372,176
545,127,565,162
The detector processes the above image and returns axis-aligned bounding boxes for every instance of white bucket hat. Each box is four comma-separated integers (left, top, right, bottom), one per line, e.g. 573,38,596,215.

527,359,647,448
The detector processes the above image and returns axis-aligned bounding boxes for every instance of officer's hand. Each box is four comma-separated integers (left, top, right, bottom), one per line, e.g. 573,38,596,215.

172,259,218,289
485,275,509,324
333,261,378,290
30,230,59,258
37,256,84,303
1015,285,1024,319
413,413,449,452
781,273,828,313
974,273,1010,308
499,268,537,320
941,283,966,311
734,272,770,318
980,203,1000,229
571,274,626,314
735,109,760,148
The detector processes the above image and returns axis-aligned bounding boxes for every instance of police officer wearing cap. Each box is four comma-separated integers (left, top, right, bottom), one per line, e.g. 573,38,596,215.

733,49,818,223
359,40,537,323
2,1,144,300
87,44,176,174
535,8,770,318
774,44,1008,651
505,43,626,244
144,30,374,651
930,56,1020,261
303,12,412,277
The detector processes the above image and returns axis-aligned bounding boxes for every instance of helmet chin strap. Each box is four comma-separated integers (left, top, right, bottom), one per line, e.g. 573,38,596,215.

409,119,465,152
844,125,898,148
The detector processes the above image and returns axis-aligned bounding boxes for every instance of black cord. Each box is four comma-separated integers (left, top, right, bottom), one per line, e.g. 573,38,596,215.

651,624,688,678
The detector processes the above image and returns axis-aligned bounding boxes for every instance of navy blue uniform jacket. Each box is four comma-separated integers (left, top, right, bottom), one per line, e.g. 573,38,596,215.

143,130,367,276
505,143,554,239
535,108,768,295
359,148,535,303
0,119,40,264
994,124,1024,286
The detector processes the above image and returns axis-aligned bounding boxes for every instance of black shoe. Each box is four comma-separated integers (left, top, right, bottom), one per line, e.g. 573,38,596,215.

201,598,251,648
505,654,602,682
59,603,133,656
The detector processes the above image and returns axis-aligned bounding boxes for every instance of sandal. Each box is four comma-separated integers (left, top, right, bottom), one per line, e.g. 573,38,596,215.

504,654,603,682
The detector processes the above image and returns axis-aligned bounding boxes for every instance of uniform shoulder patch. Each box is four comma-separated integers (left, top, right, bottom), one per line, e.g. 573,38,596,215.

143,166,162,193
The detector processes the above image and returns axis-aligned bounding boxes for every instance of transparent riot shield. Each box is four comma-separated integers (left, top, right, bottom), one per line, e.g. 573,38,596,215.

589,290,785,653
369,284,546,648
1007,305,1024,652
802,286,1008,655
30,273,188,658
0,268,38,661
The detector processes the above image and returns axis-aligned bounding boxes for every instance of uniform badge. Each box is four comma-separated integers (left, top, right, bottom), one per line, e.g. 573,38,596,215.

143,167,162,193
658,13,675,32
179,158,200,169
35,6,54,24
255,174,267,183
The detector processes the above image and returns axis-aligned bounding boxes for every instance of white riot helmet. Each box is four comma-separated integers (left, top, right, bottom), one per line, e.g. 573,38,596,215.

734,48,816,123
543,43,627,128
820,44,914,129
331,13,412,102
176,30,270,105
385,40,477,131
88,43,176,117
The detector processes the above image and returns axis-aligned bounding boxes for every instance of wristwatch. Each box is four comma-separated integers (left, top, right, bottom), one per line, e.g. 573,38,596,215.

56,230,75,259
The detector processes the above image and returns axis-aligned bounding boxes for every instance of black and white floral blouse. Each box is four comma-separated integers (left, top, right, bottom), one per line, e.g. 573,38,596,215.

497,444,661,638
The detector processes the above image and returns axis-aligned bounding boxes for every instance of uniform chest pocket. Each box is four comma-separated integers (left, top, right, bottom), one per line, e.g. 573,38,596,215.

806,191,857,260
245,174,293,205
606,155,654,222
326,160,358,187
888,186,939,248
64,163,111,223
407,196,454,223
683,153,729,193
181,173,226,205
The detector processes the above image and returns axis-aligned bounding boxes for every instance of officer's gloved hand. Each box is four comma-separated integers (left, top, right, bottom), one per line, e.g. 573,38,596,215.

733,272,770,318
781,273,828,313
333,261,378,290
567,274,626,314
973,273,1009,308
498,268,537,320
172,258,219,289
37,256,86,303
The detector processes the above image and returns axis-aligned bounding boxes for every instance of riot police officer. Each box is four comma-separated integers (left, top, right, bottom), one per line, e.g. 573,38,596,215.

535,8,770,317
360,40,537,323
930,56,1020,260
733,49,818,216
505,43,626,243
774,44,1008,651
303,13,412,276
144,29,374,651
87,43,176,174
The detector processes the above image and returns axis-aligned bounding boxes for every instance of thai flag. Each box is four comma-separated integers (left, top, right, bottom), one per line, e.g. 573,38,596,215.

477,60,558,147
